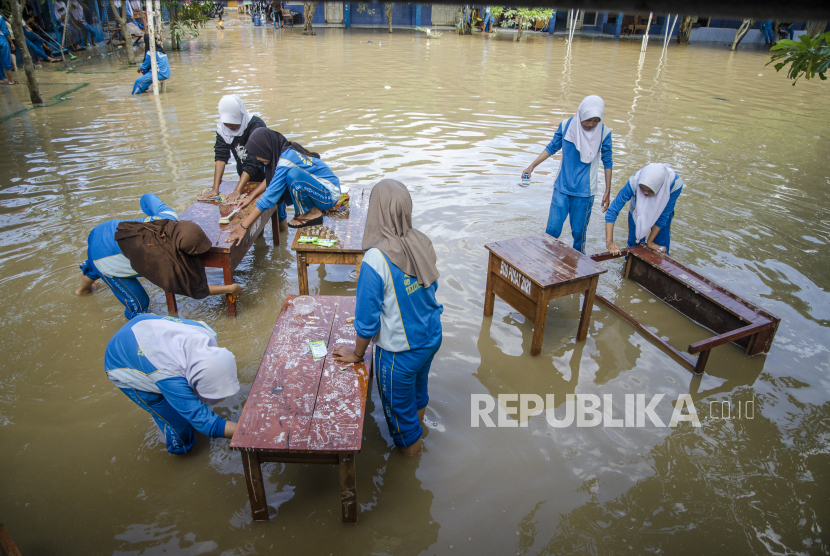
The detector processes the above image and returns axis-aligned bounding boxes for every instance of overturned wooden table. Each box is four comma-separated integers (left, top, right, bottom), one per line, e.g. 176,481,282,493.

291,188,369,295
230,295,373,523
590,246,780,374
484,233,607,356
168,180,281,317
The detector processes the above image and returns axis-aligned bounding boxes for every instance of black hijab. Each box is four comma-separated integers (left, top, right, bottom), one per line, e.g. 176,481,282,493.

143,33,165,55
245,127,320,182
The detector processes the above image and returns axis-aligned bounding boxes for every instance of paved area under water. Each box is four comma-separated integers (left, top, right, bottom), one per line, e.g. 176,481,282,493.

0,23,829,555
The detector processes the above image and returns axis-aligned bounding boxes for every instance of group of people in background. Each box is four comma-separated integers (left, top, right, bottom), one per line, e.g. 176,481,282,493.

78,91,682,463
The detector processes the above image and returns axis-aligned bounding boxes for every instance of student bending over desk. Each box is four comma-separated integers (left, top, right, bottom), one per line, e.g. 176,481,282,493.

199,95,288,229
76,194,241,318
605,162,684,256
105,314,239,454
226,127,341,243
333,179,443,457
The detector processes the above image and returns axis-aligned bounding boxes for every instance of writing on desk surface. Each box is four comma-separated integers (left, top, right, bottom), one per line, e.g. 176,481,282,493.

500,260,531,296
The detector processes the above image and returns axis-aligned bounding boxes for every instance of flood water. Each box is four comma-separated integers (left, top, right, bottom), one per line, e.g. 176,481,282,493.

1,23,829,555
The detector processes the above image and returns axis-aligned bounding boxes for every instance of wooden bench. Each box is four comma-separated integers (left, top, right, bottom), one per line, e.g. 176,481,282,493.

230,295,373,522
484,233,607,355
0,524,22,556
166,180,280,317
291,188,369,296
590,246,779,374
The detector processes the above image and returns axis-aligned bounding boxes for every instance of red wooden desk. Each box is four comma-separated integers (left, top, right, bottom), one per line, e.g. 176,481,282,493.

484,233,607,355
230,295,373,523
290,188,369,295
167,180,280,317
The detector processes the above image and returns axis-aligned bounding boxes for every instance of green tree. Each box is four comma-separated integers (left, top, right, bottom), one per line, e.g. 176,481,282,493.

162,0,210,50
767,31,830,84
496,6,552,41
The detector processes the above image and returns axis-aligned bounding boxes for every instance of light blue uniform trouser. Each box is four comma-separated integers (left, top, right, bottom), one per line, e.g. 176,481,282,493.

132,72,168,94
0,36,12,80
119,388,196,454
80,193,178,319
285,167,339,215
545,188,595,254
375,342,441,448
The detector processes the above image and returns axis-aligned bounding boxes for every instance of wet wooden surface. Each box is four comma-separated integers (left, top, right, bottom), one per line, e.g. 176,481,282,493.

290,188,370,253
231,295,373,452
485,233,607,288
0,524,22,556
179,179,279,266
484,234,606,355
589,246,780,373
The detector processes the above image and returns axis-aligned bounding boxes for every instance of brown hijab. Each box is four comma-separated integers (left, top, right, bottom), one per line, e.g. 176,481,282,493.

114,219,212,299
362,179,439,287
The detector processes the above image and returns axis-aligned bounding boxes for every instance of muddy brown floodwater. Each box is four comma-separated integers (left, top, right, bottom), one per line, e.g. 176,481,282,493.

1,23,829,555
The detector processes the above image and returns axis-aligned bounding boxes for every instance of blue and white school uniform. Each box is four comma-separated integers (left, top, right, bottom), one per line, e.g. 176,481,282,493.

80,193,178,319
132,49,171,94
605,171,684,254
256,148,341,216
0,16,13,81
544,117,613,253
105,314,236,454
354,248,443,448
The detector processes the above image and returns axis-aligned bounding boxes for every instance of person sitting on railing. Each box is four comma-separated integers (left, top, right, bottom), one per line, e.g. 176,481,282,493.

604,163,685,256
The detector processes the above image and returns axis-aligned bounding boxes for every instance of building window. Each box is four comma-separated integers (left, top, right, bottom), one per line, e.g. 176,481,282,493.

583,11,597,26
607,14,617,25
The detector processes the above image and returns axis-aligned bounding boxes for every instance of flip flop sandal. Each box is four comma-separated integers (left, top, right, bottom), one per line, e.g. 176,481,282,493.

287,215,323,229
8,81,20,85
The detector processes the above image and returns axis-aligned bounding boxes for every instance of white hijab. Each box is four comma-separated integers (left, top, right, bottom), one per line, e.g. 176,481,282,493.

132,318,240,401
564,95,605,164
631,163,675,243
216,95,252,145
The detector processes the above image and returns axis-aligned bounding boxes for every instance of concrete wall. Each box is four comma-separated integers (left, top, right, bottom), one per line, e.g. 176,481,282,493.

689,27,808,43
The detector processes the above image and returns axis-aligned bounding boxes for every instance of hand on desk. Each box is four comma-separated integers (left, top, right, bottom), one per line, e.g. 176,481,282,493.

332,346,363,364
646,241,666,254
198,188,219,200
226,224,247,246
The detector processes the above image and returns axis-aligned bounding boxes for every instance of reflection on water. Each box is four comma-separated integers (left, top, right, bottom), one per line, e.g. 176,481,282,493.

0,25,828,554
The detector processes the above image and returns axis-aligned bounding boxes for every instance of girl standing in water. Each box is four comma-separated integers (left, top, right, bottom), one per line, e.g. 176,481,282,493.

333,180,443,457
226,127,340,243
522,95,613,253
605,162,685,255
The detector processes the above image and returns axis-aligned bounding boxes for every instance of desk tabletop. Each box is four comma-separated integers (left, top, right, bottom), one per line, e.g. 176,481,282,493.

290,188,370,254
230,295,373,453
179,180,267,254
485,233,606,288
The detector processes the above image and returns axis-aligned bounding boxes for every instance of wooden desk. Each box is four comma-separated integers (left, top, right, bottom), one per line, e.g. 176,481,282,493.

230,295,373,523
591,246,780,374
291,188,369,296
484,233,607,356
167,180,280,317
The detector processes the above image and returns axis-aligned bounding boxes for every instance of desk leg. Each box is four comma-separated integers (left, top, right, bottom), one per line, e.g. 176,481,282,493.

483,254,496,317
576,276,599,342
694,349,710,374
530,294,548,356
223,264,237,318
339,452,357,523
165,292,177,314
271,209,280,246
297,253,309,295
241,451,269,521
355,254,363,281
